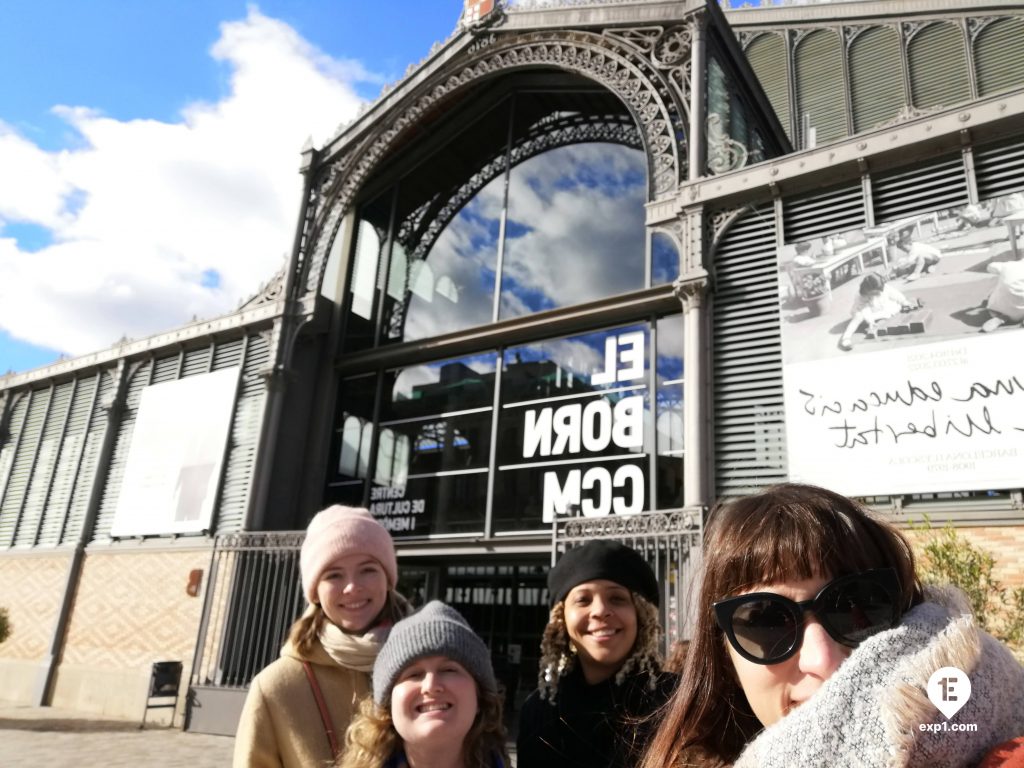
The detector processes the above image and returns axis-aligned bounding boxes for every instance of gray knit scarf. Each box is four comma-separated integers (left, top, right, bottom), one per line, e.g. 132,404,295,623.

733,586,1024,768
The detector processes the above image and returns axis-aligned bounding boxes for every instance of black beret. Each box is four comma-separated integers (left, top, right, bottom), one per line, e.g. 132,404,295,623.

548,540,659,607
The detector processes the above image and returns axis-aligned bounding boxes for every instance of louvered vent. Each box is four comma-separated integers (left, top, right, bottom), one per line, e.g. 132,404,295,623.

783,183,866,244
746,32,792,139
908,22,971,109
182,346,212,377
0,389,51,546
712,208,788,498
63,371,113,544
94,361,152,540
850,26,905,133
212,338,244,371
974,17,1024,96
216,334,269,532
151,352,180,384
795,29,847,146
37,377,97,546
871,155,969,222
15,381,74,546
0,394,32,544
974,138,1024,200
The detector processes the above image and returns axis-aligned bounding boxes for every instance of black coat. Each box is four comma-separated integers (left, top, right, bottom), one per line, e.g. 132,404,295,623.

516,665,676,768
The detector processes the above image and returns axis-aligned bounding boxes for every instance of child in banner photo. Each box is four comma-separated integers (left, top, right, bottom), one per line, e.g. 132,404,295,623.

981,259,1024,332
839,272,920,351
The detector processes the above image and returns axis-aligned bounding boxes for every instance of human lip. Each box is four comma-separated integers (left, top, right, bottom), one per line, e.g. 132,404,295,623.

340,599,371,610
588,627,621,640
416,700,452,714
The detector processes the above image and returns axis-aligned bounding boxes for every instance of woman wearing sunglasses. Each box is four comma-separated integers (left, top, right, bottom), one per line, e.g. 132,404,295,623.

640,483,1024,768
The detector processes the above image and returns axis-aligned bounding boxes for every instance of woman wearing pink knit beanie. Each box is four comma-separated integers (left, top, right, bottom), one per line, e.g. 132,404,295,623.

234,506,411,768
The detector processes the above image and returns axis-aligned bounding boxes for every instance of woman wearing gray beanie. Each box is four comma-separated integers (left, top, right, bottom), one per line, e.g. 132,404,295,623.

234,506,412,768
338,601,509,768
517,540,677,768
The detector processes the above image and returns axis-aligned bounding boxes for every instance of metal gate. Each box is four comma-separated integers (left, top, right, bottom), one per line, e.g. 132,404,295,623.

190,531,306,692
551,509,704,651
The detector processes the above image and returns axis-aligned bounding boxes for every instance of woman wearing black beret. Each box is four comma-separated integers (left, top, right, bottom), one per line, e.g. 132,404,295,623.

517,540,677,768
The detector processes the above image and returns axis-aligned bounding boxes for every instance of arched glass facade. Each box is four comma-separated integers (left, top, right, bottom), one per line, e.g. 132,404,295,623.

329,73,684,538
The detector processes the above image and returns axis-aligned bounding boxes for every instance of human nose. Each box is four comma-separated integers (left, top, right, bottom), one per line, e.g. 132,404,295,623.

796,619,846,679
420,672,443,693
590,596,611,617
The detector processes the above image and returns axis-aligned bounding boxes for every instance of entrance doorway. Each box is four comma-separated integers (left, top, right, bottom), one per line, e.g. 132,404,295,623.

396,557,550,735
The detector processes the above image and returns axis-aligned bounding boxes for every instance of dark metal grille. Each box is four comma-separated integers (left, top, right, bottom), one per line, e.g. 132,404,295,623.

191,531,305,689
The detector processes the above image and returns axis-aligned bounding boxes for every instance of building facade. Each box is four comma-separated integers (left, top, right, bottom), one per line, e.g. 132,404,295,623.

1,0,1022,733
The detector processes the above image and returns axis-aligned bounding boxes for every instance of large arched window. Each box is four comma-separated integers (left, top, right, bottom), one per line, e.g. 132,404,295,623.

340,73,653,351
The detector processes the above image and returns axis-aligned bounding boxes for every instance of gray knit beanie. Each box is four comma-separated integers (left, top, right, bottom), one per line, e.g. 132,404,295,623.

372,600,497,705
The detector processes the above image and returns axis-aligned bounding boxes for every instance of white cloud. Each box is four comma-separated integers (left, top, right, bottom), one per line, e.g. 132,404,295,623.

0,7,374,357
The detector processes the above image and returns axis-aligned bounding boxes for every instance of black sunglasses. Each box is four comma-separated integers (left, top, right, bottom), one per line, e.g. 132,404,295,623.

713,568,902,665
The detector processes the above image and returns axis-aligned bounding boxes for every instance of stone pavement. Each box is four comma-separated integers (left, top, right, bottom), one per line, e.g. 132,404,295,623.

0,703,234,767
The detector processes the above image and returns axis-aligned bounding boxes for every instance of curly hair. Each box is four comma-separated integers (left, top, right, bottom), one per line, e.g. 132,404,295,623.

288,590,411,656
336,684,508,768
536,591,662,702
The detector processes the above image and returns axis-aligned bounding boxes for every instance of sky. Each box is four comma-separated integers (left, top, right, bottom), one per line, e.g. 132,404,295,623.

0,0,774,377
0,0,464,375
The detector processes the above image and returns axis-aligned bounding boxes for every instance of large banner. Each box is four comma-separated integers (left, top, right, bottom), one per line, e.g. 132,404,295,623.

777,192,1024,496
111,367,239,536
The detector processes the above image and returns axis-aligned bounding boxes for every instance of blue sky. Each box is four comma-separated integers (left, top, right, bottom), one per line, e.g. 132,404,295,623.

0,1,765,376
0,1,463,374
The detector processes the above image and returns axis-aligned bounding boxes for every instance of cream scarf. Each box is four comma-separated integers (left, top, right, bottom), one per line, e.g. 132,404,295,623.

317,591,413,671
318,619,388,672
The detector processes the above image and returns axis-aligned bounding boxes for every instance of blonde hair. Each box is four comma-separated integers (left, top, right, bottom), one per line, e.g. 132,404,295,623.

288,590,410,656
337,684,508,768
537,592,662,701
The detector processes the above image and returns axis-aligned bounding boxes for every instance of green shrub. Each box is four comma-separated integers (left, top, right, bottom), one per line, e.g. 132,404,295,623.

0,606,10,645
912,517,1024,654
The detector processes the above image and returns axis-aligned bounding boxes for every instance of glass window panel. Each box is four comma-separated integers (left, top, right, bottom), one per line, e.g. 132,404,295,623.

343,195,392,354
656,314,685,509
652,231,679,287
495,325,651,531
371,352,497,536
368,472,488,538
328,375,377,500
500,142,646,318
380,99,511,345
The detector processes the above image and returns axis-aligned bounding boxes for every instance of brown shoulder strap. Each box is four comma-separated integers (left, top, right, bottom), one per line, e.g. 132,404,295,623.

302,661,340,758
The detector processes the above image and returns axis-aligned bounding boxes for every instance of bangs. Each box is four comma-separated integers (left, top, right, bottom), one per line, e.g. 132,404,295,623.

706,484,899,599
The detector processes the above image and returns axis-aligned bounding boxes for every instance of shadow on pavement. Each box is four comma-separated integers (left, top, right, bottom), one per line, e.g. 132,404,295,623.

0,717,146,733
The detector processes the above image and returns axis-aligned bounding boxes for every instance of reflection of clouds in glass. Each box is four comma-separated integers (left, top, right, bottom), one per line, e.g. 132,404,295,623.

505,325,649,396
501,143,646,317
652,232,679,286
401,181,503,341
656,315,684,384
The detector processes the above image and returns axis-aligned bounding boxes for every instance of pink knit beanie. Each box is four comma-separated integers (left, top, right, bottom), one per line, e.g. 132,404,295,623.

300,505,398,604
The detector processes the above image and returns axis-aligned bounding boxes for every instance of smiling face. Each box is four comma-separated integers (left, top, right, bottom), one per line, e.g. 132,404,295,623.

390,655,479,751
724,575,852,727
315,553,388,634
564,580,638,684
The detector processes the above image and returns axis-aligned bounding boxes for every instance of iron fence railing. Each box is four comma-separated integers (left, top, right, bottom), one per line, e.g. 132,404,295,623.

191,531,305,689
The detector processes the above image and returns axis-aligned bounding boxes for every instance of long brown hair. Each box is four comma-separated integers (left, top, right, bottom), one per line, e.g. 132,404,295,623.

639,483,922,768
337,684,508,768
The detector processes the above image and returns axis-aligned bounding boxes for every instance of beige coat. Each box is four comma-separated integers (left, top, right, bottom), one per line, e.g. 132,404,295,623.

233,639,370,768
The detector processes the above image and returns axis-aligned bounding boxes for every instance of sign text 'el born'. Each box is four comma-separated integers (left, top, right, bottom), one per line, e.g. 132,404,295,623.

524,331,646,521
